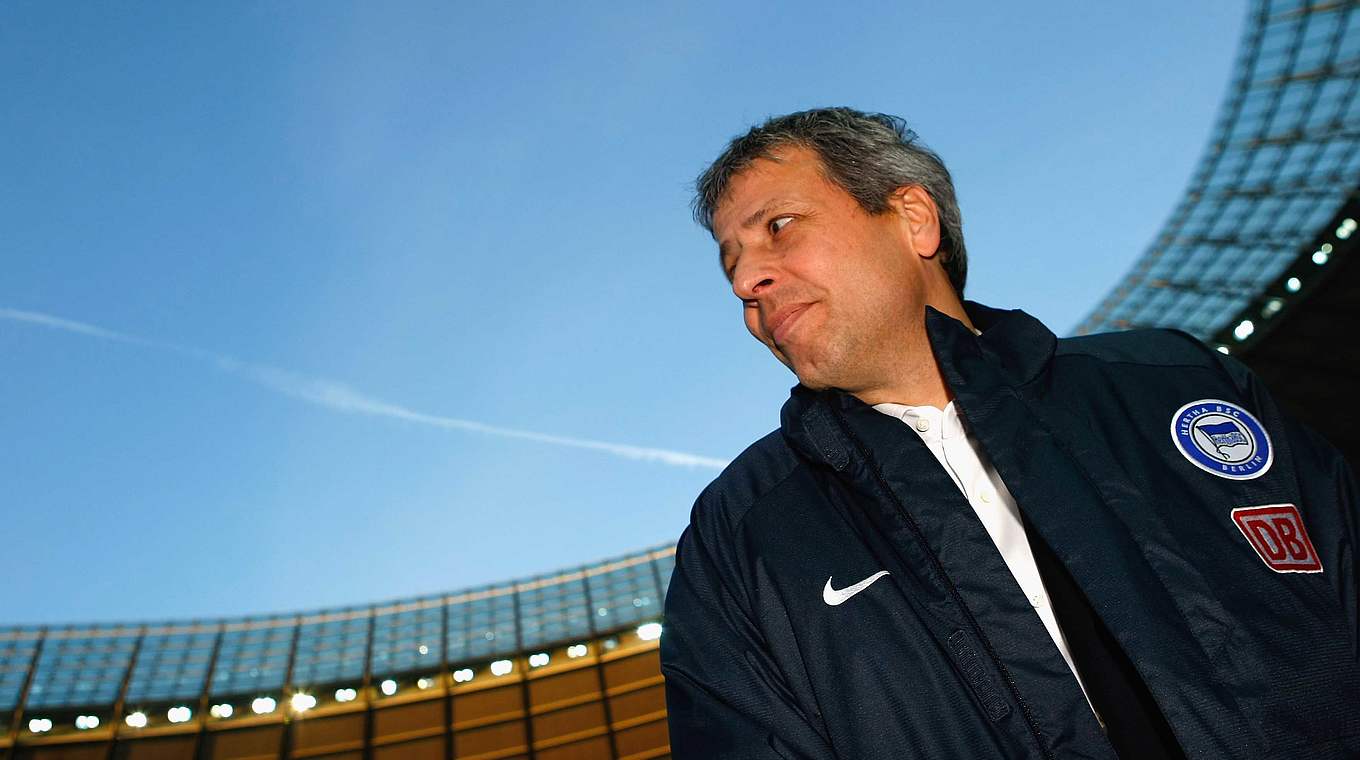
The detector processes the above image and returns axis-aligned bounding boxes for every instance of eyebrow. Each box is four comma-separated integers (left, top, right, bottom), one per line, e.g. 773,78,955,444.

740,202,782,230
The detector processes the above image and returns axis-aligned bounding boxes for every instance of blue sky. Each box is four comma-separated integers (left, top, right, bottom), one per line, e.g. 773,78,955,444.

1,1,1242,623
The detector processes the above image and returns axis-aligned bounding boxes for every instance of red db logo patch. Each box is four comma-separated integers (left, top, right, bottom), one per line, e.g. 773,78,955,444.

1231,504,1322,573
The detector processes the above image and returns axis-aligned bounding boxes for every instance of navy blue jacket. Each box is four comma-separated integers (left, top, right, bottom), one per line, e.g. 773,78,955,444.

660,302,1360,759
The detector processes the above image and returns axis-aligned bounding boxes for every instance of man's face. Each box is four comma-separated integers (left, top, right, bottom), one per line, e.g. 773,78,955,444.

712,145,941,393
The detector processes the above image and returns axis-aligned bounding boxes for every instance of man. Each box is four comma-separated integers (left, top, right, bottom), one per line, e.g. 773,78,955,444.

659,107,1360,759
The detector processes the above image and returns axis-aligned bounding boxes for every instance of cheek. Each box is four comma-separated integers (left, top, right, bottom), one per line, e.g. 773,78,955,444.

840,250,912,312
743,307,763,341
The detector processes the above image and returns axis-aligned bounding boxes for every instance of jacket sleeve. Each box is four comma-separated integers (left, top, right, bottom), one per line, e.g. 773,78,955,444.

1214,349,1360,649
1280,411,1360,651
660,496,837,760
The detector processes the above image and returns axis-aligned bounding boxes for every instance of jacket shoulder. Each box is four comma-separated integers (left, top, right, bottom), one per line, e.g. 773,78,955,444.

691,428,804,532
1055,327,1220,369
667,428,805,622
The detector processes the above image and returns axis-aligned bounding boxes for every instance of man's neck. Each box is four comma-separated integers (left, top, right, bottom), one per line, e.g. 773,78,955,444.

847,300,974,409
850,359,955,409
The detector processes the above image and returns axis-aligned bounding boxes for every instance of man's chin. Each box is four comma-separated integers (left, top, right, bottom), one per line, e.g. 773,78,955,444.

790,362,833,391
773,346,837,390
769,345,795,371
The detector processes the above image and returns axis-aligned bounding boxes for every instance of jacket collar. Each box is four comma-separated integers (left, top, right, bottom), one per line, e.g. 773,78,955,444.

780,301,1056,470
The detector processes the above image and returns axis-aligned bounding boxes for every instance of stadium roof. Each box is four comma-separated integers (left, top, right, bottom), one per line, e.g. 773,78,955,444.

1076,0,1359,348
1,545,672,738
1075,0,1360,464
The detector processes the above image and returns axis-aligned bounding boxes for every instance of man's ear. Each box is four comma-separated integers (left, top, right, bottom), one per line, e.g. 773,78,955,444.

890,185,942,260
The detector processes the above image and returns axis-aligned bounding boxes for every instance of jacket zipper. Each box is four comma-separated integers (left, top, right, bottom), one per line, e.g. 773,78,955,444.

827,403,1056,760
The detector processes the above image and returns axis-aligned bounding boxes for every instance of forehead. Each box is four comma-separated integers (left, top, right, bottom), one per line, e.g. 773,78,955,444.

711,145,834,232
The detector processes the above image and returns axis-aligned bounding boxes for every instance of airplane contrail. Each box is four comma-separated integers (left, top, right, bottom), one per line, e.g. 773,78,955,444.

1,307,729,470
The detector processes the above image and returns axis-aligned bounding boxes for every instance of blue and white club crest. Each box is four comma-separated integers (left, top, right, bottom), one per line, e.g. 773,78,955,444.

1170,399,1272,480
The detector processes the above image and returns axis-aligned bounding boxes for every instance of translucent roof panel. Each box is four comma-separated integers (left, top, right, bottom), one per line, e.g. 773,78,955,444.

517,573,594,651
371,602,443,675
1078,1,1360,338
25,627,139,709
125,627,218,704
0,544,674,713
291,612,370,688
209,621,296,698
0,633,42,711
586,556,662,631
461,590,520,660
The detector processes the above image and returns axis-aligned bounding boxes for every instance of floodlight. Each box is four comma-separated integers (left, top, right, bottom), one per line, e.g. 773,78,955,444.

75,715,99,730
28,718,52,733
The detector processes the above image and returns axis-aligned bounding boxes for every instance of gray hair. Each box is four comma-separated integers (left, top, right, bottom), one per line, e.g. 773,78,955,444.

693,107,967,296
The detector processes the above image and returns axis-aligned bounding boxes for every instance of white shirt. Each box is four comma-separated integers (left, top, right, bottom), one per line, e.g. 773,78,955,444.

872,399,1103,724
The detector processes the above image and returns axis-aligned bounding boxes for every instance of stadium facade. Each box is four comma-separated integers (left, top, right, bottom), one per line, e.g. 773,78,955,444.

4,1,1358,758
1,547,674,759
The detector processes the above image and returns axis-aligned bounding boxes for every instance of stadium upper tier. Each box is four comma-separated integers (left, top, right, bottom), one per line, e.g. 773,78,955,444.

1075,0,1360,350
1,545,675,758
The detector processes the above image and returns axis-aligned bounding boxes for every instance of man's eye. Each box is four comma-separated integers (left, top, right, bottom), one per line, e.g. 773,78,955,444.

769,216,793,234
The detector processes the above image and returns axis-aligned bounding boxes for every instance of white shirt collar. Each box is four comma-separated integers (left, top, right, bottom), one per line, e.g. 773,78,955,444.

871,400,966,441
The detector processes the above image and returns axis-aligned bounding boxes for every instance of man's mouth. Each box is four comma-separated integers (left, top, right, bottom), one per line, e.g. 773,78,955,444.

768,303,812,344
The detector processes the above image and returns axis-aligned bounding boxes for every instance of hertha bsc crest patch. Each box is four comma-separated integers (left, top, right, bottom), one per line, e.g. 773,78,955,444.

1231,504,1323,573
1170,399,1272,480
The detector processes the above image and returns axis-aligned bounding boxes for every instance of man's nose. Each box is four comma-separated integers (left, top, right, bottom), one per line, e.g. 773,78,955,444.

732,252,777,300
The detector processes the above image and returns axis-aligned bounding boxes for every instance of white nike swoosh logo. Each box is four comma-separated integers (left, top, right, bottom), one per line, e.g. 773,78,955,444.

822,571,890,606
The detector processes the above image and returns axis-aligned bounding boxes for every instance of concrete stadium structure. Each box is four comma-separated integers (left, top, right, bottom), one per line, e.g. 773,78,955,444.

4,1,1358,758
1,548,674,760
